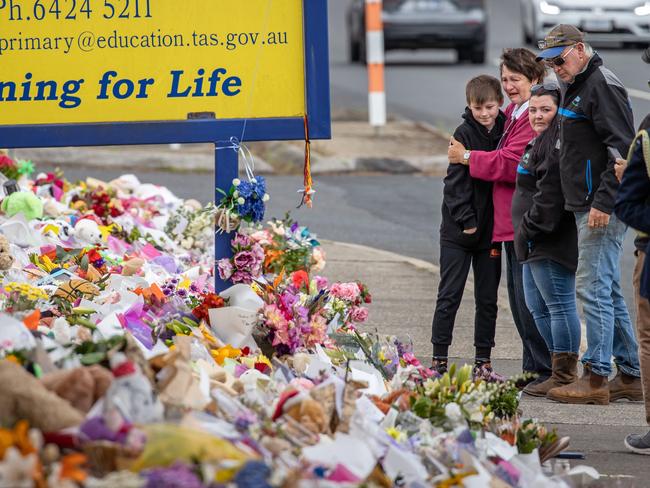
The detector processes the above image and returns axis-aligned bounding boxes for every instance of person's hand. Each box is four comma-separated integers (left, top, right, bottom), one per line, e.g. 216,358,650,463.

448,137,468,165
614,158,627,182
588,207,610,229
463,227,477,234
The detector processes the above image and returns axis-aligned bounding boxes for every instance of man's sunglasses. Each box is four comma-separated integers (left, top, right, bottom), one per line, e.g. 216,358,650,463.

543,45,575,67
531,82,560,94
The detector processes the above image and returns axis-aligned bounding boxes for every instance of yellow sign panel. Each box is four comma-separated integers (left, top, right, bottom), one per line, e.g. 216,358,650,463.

0,0,306,125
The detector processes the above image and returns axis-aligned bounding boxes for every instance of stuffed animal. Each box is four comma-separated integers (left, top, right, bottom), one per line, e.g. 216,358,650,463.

0,234,14,270
272,388,328,434
41,365,113,413
73,219,102,245
0,360,84,431
1,191,44,220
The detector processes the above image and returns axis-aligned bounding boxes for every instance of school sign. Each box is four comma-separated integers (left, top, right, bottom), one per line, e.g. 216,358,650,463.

0,0,331,290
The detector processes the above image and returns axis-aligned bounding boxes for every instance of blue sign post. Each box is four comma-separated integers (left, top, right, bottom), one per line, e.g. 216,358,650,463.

0,0,331,292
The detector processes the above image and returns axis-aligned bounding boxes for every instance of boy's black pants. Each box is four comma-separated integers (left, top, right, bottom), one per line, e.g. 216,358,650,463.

431,245,501,354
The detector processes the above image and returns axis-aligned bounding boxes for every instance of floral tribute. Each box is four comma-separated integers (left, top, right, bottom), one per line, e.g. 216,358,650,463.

0,164,577,488
215,176,269,233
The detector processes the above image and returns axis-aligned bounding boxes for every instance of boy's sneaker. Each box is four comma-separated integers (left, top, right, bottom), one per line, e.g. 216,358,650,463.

624,431,650,455
431,357,448,375
472,361,505,383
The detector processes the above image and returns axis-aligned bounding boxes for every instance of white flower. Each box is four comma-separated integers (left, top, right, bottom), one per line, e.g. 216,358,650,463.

250,178,257,184
232,178,241,186
237,197,245,205
262,194,270,202
444,402,463,423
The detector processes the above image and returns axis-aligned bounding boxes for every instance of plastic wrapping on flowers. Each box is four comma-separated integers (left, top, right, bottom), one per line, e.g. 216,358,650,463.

0,158,588,488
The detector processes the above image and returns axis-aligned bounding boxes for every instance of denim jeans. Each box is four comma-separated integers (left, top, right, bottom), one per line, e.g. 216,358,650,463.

504,242,552,376
522,260,581,354
575,212,640,377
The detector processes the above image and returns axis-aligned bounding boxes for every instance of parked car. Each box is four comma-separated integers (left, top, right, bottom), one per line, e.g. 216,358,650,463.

347,0,487,64
521,0,650,47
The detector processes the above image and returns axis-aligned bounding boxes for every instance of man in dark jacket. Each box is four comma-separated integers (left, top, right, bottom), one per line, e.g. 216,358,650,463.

537,25,641,404
616,47,650,453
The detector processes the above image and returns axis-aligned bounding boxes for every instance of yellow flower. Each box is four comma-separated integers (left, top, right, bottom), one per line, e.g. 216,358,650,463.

210,345,241,365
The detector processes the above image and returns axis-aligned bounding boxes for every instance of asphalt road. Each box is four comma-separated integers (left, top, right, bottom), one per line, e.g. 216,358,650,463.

329,0,650,133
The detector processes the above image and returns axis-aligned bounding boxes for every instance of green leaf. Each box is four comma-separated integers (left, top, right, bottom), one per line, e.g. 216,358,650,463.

79,351,106,365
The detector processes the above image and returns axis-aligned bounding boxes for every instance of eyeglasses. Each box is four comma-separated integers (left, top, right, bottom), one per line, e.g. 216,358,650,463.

531,82,560,94
544,45,575,67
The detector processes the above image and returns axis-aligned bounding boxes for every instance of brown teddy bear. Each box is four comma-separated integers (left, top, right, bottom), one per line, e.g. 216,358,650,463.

41,365,113,413
0,360,84,432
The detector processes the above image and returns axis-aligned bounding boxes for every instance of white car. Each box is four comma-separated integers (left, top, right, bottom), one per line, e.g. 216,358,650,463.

521,0,650,47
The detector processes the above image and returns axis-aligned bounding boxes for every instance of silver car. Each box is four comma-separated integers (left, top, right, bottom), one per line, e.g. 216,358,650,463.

521,0,650,47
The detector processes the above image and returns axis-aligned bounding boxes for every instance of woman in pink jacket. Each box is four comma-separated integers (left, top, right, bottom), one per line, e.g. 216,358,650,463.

449,48,551,385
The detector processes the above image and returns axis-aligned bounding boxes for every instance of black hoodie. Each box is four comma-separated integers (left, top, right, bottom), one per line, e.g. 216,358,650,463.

440,108,506,250
512,138,578,272
558,53,635,214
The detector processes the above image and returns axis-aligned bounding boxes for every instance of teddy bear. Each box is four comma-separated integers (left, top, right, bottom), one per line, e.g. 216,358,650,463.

0,234,14,270
272,388,329,435
73,219,102,246
0,360,84,432
41,365,113,413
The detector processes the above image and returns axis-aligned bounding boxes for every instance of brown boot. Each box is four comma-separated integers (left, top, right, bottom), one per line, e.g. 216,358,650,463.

524,352,578,397
546,363,609,405
609,369,643,402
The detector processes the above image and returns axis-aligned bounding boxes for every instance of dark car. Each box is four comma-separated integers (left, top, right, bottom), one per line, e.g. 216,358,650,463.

347,0,487,64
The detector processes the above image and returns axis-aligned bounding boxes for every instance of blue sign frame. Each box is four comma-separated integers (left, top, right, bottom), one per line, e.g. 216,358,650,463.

0,0,331,291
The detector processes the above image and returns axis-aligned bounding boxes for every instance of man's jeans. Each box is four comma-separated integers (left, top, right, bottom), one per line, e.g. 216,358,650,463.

575,212,640,377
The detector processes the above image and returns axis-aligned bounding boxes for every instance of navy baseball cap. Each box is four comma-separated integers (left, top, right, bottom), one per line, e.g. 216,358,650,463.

537,25,585,60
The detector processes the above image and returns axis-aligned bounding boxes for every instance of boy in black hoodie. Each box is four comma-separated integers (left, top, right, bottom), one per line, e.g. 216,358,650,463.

431,75,506,375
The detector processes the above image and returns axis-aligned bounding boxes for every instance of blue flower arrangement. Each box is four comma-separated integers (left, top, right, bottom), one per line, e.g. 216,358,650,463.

216,176,270,232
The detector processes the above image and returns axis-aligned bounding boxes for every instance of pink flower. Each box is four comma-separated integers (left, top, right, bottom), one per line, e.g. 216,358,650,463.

402,352,421,367
231,232,252,249
330,282,360,302
234,250,255,270
217,259,233,280
350,306,369,323
250,230,273,246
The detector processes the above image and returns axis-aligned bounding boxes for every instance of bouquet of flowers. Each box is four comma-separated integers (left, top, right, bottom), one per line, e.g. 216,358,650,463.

70,185,124,224
323,280,371,330
410,364,522,430
1,282,49,313
165,202,216,252
252,214,324,275
255,271,329,356
215,177,269,233
217,232,264,284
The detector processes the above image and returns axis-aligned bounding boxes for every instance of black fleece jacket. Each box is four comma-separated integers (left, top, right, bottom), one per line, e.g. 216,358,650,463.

440,108,505,251
558,53,635,214
512,139,578,272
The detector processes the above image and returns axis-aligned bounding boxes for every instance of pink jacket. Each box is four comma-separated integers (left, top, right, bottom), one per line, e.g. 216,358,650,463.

469,103,535,242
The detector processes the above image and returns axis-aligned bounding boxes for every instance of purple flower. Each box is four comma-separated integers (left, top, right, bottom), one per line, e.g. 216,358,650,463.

314,275,329,291
217,258,234,280
189,284,199,293
177,288,188,298
232,270,252,284
234,250,256,270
